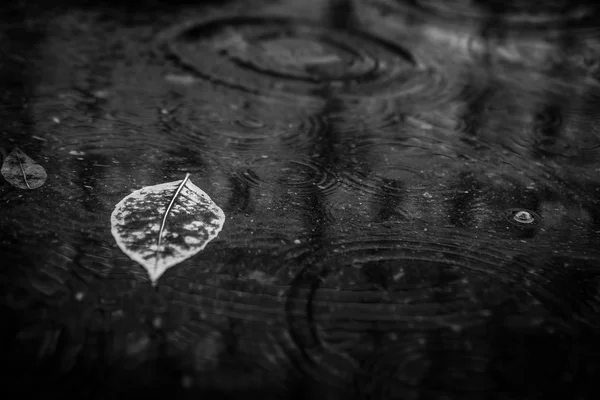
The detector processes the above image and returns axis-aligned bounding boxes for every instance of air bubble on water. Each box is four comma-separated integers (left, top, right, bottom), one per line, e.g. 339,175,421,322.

514,210,535,224
506,208,540,226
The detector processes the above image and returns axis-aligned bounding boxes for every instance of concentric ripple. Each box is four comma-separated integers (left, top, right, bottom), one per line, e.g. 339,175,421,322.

161,15,428,100
159,99,331,156
222,114,331,153
281,228,559,388
234,158,341,195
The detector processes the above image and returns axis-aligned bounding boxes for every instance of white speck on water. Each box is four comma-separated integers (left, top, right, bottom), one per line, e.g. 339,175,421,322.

165,73,197,85
52,117,60,123
393,271,404,281
247,270,276,284
181,375,193,388
93,89,110,99
126,334,150,355
74,292,84,301
152,316,163,329
294,239,301,244
69,150,85,156
423,192,432,198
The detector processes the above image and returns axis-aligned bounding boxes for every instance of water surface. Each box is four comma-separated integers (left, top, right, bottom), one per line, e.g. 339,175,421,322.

1,0,600,398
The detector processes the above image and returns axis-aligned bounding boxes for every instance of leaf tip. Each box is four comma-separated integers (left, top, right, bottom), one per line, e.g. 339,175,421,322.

148,267,166,285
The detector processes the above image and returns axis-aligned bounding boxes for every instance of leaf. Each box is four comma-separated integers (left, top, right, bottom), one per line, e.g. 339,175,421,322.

1,148,47,189
110,173,225,285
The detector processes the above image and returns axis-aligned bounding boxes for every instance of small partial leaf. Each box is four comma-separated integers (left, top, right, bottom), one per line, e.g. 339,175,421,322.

110,173,225,284
1,148,47,189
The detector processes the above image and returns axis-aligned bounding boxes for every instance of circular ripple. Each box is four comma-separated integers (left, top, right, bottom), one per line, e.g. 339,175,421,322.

162,15,426,100
223,115,330,153
278,115,330,151
160,100,330,155
277,160,340,194
281,230,546,387
337,139,433,203
331,98,404,135
234,158,341,195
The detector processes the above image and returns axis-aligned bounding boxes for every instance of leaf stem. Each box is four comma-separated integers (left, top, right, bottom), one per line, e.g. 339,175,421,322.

16,150,31,189
155,173,191,268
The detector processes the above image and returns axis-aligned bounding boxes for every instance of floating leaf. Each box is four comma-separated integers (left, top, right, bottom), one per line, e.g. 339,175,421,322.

1,148,47,189
110,173,225,285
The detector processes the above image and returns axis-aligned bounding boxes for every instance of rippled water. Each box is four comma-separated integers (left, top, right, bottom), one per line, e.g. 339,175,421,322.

1,0,600,399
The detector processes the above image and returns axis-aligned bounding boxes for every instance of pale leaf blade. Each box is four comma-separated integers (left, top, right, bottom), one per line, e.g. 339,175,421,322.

110,175,225,284
1,148,47,189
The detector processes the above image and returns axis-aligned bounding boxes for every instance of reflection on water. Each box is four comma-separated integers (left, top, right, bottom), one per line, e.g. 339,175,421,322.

1,0,600,398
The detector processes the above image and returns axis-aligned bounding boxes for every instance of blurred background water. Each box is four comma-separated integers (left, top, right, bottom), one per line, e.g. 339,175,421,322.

1,0,599,399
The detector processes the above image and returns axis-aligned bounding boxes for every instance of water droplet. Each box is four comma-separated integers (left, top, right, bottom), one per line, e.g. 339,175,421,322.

505,208,541,227
165,16,417,100
514,210,534,223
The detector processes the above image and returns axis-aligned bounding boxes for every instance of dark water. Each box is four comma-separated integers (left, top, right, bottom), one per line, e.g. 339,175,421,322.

1,0,600,398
